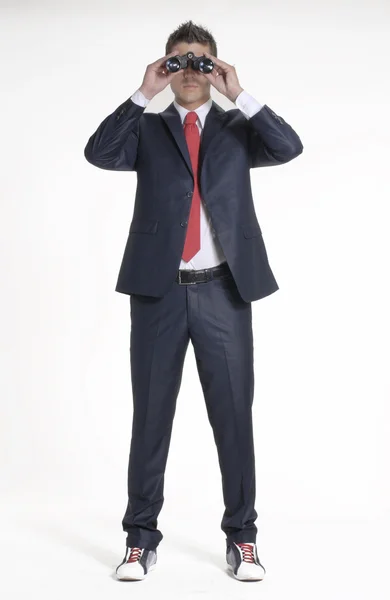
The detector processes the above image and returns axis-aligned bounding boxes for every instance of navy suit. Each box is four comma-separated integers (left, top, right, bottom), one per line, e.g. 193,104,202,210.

84,96,303,551
84,98,303,302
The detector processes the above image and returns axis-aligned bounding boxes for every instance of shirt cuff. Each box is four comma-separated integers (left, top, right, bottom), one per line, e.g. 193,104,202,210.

235,89,264,120
130,89,151,107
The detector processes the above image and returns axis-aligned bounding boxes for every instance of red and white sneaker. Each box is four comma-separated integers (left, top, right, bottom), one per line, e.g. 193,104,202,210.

115,546,157,581
226,542,266,581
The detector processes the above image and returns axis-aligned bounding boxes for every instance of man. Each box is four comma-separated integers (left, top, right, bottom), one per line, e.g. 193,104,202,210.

84,21,303,582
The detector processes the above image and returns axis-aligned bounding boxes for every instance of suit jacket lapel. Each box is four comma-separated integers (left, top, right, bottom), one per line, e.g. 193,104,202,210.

159,100,227,180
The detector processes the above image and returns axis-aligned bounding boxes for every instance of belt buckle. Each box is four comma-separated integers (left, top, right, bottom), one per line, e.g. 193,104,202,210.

178,270,197,285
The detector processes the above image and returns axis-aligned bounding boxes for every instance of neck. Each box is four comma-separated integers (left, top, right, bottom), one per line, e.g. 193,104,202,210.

175,95,210,111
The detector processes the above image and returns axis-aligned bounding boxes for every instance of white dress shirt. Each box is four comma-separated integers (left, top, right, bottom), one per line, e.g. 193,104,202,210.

130,88,264,270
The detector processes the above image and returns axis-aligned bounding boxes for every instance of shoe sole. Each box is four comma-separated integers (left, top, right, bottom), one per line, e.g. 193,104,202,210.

227,562,264,581
116,562,156,581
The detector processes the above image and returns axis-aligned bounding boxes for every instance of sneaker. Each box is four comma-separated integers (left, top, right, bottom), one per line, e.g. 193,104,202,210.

226,542,266,581
115,546,157,581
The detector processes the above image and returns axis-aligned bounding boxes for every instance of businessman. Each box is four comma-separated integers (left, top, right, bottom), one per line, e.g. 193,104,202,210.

84,21,303,582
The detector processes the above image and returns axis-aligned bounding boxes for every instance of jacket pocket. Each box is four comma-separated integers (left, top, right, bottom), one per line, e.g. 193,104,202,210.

242,222,262,238
129,218,159,234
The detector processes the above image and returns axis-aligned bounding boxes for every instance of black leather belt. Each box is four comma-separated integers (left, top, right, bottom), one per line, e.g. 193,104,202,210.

175,261,232,285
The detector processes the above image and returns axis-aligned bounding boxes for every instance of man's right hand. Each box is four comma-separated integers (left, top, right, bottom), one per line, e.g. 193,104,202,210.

139,51,181,100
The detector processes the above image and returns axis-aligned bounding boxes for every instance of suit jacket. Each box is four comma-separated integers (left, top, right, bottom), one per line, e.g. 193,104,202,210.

84,96,303,302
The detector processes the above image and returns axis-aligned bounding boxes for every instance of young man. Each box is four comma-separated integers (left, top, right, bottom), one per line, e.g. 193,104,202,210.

84,20,303,582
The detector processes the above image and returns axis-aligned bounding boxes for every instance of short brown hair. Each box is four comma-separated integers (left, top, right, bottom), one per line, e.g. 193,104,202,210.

165,20,217,57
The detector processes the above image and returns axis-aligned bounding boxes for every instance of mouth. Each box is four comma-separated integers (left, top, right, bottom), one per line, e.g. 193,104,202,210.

184,85,198,88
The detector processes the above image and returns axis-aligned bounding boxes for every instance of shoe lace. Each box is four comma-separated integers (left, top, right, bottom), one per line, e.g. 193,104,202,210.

127,547,142,563
236,542,255,563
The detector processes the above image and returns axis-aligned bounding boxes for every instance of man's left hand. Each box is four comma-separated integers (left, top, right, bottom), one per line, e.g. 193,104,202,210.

202,52,244,102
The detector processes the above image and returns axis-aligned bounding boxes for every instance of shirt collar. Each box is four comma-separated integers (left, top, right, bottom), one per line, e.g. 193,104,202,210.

173,96,213,128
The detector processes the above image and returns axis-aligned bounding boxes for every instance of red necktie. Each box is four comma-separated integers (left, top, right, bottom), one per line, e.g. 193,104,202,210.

182,111,201,261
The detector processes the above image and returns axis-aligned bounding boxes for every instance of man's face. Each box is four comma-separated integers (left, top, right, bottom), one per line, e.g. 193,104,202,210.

169,42,213,108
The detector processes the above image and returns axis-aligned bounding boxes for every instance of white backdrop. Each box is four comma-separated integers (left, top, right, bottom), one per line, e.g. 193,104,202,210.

1,1,389,598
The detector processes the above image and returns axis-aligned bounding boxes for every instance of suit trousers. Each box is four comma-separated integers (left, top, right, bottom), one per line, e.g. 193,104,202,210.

121,265,258,550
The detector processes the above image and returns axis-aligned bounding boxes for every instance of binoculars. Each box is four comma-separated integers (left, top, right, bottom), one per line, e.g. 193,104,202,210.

165,51,214,74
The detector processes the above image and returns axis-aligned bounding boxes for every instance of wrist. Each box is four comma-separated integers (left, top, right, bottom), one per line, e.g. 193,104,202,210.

228,87,244,103
139,86,155,100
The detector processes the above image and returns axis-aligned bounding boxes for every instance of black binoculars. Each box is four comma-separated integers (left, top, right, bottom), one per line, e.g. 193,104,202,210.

165,51,214,74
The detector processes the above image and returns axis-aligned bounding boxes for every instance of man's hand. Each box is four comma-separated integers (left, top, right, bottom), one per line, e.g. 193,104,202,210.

202,52,244,102
139,51,181,100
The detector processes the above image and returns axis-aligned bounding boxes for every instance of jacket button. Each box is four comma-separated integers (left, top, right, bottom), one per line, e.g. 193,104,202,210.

186,191,193,197
180,221,188,227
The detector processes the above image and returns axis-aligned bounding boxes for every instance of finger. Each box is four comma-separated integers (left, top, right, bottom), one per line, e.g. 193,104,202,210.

166,70,180,80
158,63,180,79
207,66,223,79
202,73,216,87
204,52,231,71
153,50,178,67
203,71,220,86
204,69,220,80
